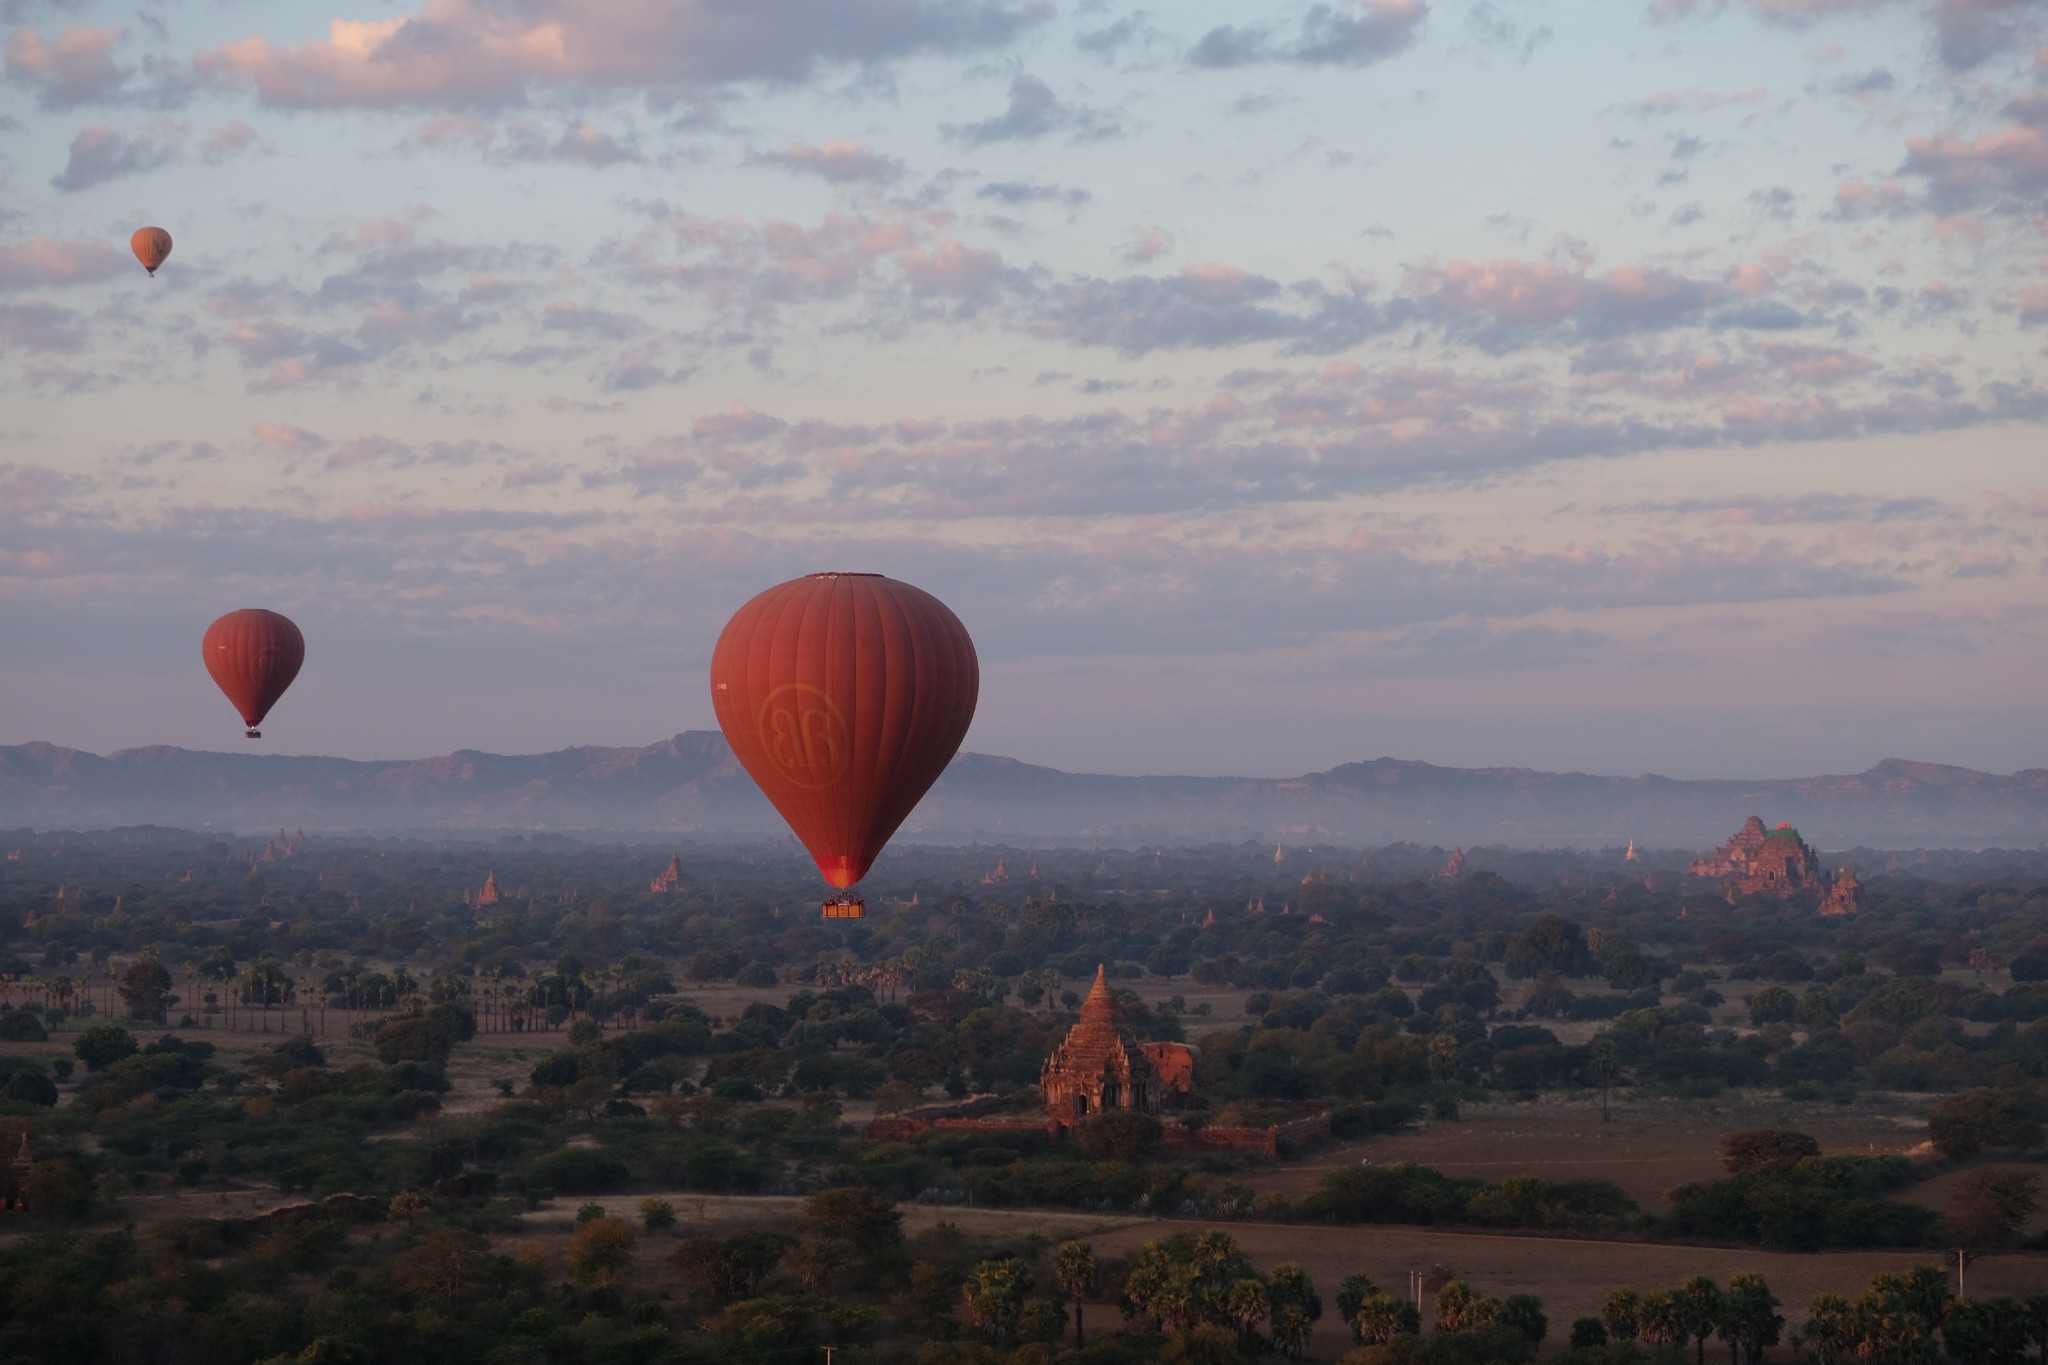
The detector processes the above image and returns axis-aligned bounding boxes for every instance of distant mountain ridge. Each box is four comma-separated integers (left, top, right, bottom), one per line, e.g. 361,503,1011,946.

2,735,2046,848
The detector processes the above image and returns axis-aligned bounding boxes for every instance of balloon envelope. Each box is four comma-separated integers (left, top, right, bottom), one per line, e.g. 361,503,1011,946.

130,227,172,275
711,573,978,889
202,609,305,733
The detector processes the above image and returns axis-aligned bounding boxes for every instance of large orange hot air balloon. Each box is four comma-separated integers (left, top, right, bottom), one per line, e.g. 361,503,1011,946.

130,226,172,276
202,609,305,739
711,573,977,894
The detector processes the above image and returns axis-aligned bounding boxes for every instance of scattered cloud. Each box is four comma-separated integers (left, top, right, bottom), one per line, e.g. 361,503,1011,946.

1189,0,1427,69
192,0,1045,109
1123,226,1174,264
5,24,126,108
250,421,327,450
0,236,126,290
1622,85,1771,116
945,74,1120,144
203,118,259,162
976,180,1091,209
762,139,903,182
49,117,182,191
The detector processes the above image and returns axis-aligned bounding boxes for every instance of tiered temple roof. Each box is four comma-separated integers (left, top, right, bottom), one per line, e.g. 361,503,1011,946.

1040,966,1163,1125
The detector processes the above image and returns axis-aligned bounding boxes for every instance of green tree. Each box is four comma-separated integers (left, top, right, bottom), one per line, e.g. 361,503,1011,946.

73,1022,137,1071
1717,1273,1783,1365
1720,1130,1819,1174
804,1186,903,1247
963,1257,1032,1345
1078,1110,1163,1161
1635,1291,1684,1346
1947,1169,2042,1251
1747,985,1799,1026
1676,1276,1722,1365
1504,915,1592,979
1499,1294,1547,1349
117,954,175,1023
1267,1263,1320,1359
1121,1230,1259,1333
1148,943,1192,979
567,1216,636,1288
670,1230,793,1303
1427,1034,1462,1085
1435,1281,1503,1333
1053,1240,1102,1347
1927,1089,2044,1161
1587,1035,1621,1122
1602,1288,1642,1341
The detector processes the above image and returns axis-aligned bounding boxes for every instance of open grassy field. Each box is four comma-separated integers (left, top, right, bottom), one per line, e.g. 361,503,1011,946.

1248,1094,1934,1208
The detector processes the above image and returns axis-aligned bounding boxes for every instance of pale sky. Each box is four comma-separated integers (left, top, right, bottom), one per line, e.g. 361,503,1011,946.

3,0,2046,779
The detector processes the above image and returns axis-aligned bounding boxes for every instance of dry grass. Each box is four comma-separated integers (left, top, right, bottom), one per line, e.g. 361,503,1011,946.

1250,1094,1932,1208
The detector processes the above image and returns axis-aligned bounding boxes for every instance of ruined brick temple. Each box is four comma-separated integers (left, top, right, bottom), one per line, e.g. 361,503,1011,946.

1040,966,1197,1126
1690,816,1860,911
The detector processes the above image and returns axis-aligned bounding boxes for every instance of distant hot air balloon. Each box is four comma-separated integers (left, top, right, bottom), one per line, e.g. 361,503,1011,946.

202,609,305,739
711,573,978,904
130,227,172,277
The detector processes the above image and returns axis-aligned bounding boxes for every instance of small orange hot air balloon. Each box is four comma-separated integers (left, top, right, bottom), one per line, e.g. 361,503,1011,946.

202,609,304,739
711,573,977,902
130,226,172,276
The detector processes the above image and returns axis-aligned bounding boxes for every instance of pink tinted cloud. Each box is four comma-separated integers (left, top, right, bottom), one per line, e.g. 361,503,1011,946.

2019,282,2048,322
764,140,902,182
204,120,260,162
1759,341,1878,384
250,421,327,450
192,0,1039,108
1123,226,1174,264
1406,257,1718,332
4,25,126,108
899,237,1003,298
0,237,126,291
1905,125,2048,205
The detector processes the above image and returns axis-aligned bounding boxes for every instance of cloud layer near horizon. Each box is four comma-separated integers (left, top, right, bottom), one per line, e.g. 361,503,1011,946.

3,0,2047,778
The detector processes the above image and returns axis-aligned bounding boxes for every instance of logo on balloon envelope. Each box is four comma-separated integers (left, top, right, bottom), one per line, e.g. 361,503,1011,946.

755,684,852,790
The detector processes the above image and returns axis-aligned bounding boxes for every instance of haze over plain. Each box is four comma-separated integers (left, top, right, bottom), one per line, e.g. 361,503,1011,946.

4,0,2047,779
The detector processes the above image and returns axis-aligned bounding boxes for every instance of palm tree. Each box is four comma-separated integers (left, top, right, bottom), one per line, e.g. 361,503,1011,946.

1717,1273,1782,1365
1635,1291,1684,1347
962,1257,1030,1345
1603,1289,1643,1342
1053,1241,1101,1347
1678,1275,1722,1365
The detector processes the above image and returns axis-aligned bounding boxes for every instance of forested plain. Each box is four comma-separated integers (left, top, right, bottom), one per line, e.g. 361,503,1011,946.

0,828,2043,1364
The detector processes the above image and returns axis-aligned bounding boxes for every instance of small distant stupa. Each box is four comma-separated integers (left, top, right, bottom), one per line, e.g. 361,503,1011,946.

466,873,501,908
1438,848,1467,879
1624,839,1638,862
650,853,682,893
